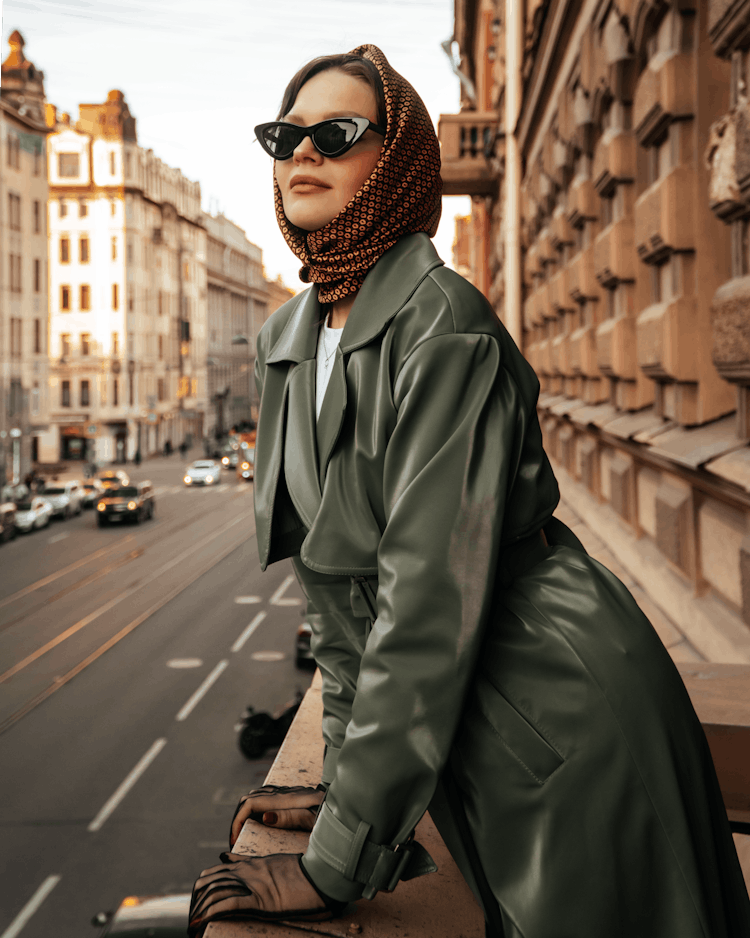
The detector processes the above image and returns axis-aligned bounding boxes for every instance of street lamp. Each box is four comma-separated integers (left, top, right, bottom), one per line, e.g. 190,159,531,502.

231,334,256,426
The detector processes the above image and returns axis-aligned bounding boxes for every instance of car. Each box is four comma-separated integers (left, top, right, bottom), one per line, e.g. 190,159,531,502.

40,480,84,518
219,445,239,469
97,469,130,490
14,496,53,533
295,618,314,668
92,893,190,937
0,501,17,542
81,479,106,508
237,446,254,482
183,460,221,486
96,482,154,526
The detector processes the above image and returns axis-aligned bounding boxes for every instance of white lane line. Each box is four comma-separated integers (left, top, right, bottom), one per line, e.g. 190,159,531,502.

47,532,69,544
88,738,167,832
175,660,228,721
0,875,61,938
231,611,267,652
269,574,302,606
234,595,261,604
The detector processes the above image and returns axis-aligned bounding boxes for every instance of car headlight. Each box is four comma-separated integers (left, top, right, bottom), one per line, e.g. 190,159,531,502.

241,462,249,470
222,457,228,465
127,501,137,510
97,503,106,511
184,476,192,484
205,475,213,483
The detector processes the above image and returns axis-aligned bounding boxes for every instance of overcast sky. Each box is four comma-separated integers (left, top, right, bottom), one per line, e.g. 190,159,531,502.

2,0,470,291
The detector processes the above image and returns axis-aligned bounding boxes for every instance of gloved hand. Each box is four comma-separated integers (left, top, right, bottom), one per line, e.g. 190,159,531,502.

229,784,325,847
188,852,345,937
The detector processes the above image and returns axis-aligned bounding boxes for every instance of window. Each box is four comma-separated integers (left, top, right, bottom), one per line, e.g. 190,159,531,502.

9,254,22,293
125,152,131,177
78,200,88,218
110,151,116,175
110,198,117,215
112,283,119,310
31,382,40,415
61,380,71,407
129,372,134,406
10,318,21,358
113,377,119,406
79,237,89,263
33,200,41,233
6,131,20,169
34,258,41,293
34,147,41,176
112,332,120,356
58,152,80,177
8,193,21,230
34,319,42,354
111,236,117,260
158,290,163,315
158,377,166,401
127,242,133,264
601,192,614,227
80,333,91,356
80,285,91,310
60,238,70,263
60,333,71,358
80,380,90,407
61,285,71,311
60,200,68,218
158,335,163,359
651,257,674,304
605,287,617,319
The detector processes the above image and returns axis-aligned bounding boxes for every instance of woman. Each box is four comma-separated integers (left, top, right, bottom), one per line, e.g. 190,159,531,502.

189,45,750,937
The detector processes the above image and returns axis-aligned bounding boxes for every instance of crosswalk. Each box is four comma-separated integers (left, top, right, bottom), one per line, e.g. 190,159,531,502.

153,482,248,497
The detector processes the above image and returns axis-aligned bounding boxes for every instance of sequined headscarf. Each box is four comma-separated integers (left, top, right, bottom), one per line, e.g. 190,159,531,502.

274,44,442,303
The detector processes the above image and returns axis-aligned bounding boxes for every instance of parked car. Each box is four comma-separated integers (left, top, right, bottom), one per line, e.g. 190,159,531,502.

41,481,84,518
97,469,130,490
0,501,17,542
92,893,190,937
237,446,254,482
183,460,221,486
295,618,314,668
14,496,53,533
81,479,106,508
96,482,154,526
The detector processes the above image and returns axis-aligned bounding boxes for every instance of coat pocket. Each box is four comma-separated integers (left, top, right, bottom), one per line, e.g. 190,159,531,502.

472,674,564,784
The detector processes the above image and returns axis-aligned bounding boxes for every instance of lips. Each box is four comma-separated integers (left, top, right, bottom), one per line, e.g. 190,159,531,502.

290,176,331,191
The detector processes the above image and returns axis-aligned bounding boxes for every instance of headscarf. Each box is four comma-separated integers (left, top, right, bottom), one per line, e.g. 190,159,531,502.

274,43,442,303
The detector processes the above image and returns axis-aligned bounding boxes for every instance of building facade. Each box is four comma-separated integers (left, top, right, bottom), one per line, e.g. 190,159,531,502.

441,0,750,646
0,31,51,486
204,212,270,437
44,90,207,464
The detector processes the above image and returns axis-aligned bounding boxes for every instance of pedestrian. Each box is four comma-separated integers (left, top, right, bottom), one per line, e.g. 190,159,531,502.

188,46,750,938
179,440,187,459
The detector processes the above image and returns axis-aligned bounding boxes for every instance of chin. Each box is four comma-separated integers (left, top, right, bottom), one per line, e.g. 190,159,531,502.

282,194,341,232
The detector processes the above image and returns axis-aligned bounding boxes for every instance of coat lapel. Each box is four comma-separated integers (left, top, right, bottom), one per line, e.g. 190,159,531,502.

284,358,321,529
315,349,347,491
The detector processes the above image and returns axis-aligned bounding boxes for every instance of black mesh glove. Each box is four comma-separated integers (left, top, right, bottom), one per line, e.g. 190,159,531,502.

188,852,346,937
229,784,325,847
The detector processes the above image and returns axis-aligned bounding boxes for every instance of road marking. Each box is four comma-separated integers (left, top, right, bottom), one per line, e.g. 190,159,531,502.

88,738,167,832
269,574,302,606
251,651,285,662
0,874,61,938
167,658,203,668
175,660,228,721
231,612,267,652
234,595,261,604
0,513,251,687
47,532,68,544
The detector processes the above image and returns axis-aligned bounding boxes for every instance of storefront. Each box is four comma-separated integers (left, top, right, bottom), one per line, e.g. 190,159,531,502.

60,425,86,461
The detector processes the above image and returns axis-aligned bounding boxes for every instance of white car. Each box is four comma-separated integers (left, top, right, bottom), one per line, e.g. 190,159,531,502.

40,481,84,518
14,496,53,533
183,460,221,486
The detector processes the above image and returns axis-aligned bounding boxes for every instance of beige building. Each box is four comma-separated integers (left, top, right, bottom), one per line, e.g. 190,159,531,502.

0,31,51,485
440,0,750,652
204,212,271,437
44,90,207,464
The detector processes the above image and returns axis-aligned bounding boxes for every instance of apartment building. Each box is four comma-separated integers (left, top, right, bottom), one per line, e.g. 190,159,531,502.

204,212,271,438
440,0,750,646
44,90,207,464
0,31,51,483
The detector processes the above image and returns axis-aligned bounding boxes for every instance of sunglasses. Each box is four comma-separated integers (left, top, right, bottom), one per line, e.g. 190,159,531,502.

254,117,386,160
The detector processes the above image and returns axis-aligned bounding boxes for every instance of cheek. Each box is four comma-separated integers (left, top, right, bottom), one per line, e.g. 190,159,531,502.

337,153,380,202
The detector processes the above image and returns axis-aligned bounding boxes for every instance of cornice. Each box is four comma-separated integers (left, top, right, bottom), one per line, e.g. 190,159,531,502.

0,98,50,134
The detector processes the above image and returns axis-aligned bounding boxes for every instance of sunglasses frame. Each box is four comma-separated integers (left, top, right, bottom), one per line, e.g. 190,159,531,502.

254,116,386,161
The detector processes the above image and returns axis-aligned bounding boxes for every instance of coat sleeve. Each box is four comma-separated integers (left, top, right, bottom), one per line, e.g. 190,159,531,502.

302,332,523,900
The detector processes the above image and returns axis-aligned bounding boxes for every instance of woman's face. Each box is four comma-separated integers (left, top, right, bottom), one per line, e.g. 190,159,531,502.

275,69,384,232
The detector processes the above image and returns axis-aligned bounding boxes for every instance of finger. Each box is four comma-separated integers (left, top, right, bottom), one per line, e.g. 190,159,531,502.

230,800,257,847
261,807,318,831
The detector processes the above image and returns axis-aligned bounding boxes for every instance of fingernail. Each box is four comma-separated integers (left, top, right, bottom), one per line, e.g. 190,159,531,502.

263,811,278,825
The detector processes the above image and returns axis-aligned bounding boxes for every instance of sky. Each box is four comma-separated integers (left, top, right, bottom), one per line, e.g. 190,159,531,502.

1,0,471,291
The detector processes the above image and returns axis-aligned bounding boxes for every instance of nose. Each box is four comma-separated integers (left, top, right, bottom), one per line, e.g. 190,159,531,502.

293,134,322,164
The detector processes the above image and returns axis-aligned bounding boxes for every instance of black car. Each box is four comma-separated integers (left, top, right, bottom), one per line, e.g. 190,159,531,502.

0,501,17,542
96,482,154,526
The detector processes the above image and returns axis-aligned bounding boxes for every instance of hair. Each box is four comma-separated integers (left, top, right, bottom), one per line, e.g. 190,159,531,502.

276,54,387,129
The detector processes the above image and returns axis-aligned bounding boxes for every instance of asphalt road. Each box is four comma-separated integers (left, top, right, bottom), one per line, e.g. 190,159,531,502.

0,450,314,937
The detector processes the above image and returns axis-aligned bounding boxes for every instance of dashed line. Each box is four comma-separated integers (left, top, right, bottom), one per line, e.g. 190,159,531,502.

175,660,228,721
88,738,167,832
0,875,61,938
269,574,302,606
231,612,267,652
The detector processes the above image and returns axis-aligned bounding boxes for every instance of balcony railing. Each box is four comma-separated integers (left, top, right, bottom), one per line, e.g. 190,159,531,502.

438,111,501,196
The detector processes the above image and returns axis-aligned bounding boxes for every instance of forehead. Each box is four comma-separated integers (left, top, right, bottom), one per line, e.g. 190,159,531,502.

286,69,378,124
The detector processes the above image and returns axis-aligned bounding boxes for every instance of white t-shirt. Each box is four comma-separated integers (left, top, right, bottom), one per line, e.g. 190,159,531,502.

315,320,344,419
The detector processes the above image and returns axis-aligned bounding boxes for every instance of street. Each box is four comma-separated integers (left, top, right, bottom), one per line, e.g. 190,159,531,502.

0,452,314,937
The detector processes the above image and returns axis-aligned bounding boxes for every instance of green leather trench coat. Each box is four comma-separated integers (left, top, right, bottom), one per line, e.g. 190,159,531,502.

253,233,750,937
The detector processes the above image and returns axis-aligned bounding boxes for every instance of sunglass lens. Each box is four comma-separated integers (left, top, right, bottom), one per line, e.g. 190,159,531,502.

314,120,358,155
262,124,301,158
